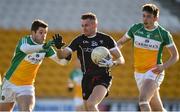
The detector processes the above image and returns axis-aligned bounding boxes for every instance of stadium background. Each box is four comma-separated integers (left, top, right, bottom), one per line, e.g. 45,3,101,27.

0,0,179,111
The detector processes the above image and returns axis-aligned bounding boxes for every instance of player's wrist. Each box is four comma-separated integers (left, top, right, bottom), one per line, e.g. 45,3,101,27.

42,42,51,49
111,61,117,67
161,64,166,70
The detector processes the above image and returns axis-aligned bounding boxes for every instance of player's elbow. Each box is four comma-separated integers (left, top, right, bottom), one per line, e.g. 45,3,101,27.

56,49,71,59
173,51,179,63
120,57,125,64
175,53,179,62
57,51,66,59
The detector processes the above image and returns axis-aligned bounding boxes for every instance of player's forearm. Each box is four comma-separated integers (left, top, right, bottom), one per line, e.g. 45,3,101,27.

163,53,179,69
56,47,72,59
117,35,131,48
49,54,69,65
113,56,125,67
117,40,123,48
56,49,67,59
20,44,43,54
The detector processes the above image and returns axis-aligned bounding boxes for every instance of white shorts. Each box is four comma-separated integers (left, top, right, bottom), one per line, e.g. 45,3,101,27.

0,79,35,103
134,70,165,91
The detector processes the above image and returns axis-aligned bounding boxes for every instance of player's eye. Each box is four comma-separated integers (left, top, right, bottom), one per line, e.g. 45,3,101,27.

82,24,88,27
39,31,43,35
143,14,152,19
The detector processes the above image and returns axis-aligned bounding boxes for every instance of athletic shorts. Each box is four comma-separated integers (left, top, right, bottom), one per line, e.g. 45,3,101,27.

134,70,165,91
82,74,112,100
0,78,35,103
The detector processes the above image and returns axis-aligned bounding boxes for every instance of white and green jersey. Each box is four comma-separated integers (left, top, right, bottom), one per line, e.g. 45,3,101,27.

126,23,174,73
5,35,58,85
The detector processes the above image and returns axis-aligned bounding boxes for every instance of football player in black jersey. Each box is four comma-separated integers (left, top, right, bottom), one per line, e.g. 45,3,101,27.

53,12,125,111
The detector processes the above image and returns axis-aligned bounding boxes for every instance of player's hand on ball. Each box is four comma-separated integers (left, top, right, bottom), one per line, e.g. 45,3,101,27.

52,34,65,49
43,40,55,49
98,58,114,68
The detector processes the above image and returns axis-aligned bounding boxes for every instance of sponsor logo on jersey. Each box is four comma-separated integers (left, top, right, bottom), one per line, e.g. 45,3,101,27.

100,40,104,44
134,35,161,50
137,31,144,35
83,40,89,44
26,53,45,64
135,41,159,49
83,48,93,52
91,41,98,46
145,39,150,43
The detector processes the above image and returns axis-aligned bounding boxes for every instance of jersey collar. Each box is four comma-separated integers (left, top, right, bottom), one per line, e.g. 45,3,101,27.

87,33,96,38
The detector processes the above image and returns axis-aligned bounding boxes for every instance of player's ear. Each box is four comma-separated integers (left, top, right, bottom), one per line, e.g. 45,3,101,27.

93,22,98,29
31,30,36,35
154,16,158,22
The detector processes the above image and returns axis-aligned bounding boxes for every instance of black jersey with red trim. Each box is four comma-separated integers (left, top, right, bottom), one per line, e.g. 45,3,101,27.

68,32,116,76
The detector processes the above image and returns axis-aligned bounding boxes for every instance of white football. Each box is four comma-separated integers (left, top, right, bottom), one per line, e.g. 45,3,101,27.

91,46,112,64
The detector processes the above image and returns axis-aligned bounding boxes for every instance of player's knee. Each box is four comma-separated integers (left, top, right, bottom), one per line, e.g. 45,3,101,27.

18,103,34,111
139,92,149,102
86,100,97,109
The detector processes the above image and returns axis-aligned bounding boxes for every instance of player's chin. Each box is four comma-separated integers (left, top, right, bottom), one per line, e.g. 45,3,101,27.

83,32,90,36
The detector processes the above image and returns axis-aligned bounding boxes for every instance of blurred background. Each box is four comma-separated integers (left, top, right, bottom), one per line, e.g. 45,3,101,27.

0,0,179,111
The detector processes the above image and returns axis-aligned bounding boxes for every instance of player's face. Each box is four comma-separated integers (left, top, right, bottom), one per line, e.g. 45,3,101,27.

142,11,157,29
81,19,97,36
32,27,48,44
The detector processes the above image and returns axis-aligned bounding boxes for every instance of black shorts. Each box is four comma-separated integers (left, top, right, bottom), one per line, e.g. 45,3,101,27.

82,74,112,100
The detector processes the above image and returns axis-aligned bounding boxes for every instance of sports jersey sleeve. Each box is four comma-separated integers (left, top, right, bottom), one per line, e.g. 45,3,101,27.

126,24,135,39
125,23,143,39
20,38,43,54
106,36,117,50
164,32,174,47
68,37,80,51
45,47,56,57
16,38,24,53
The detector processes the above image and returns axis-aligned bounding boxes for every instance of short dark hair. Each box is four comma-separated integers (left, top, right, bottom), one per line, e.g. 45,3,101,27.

142,4,159,17
81,12,97,21
31,19,48,32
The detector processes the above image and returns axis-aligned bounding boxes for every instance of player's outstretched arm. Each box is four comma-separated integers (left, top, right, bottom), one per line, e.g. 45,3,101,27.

56,48,72,59
110,47,125,66
49,54,71,66
117,35,131,48
20,39,54,54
